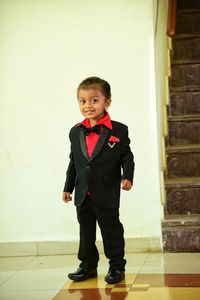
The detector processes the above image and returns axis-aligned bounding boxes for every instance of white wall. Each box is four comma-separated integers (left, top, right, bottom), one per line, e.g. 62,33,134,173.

0,0,163,244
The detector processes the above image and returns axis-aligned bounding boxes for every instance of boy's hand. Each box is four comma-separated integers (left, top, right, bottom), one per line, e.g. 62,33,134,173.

121,179,133,191
62,192,72,203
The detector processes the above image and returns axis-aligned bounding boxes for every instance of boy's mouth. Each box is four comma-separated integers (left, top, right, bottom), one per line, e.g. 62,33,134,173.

84,110,95,114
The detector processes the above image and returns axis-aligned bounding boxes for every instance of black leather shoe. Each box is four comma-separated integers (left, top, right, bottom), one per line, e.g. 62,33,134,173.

68,267,97,282
105,269,125,284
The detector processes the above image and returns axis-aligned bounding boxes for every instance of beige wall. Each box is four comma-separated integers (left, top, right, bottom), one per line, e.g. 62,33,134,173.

0,0,165,249
153,0,169,204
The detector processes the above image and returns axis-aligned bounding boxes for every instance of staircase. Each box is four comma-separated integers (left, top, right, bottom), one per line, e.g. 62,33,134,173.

162,0,200,252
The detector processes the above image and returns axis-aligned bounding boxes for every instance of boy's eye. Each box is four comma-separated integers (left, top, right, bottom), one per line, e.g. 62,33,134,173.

78,99,98,105
79,99,86,104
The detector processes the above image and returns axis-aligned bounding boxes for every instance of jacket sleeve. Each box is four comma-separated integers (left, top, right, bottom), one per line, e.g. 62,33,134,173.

63,150,76,193
63,129,77,193
120,126,135,182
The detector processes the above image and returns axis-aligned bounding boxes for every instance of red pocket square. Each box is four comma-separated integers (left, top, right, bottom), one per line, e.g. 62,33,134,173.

108,135,120,142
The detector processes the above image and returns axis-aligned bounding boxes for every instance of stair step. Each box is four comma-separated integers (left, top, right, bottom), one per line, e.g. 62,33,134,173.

172,37,200,62
162,0,200,253
170,64,200,88
174,33,200,39
177,0,200,11
170,86,200,93
177,9,200,14
167,152,200,177
172,59,200,65
162,214,200,226
176,11,200,35
166,144,200,153
168,114,200,122
170,91,200,116
168,117,200,145
165,184,200,215
162,214,200,252
165,177,200,188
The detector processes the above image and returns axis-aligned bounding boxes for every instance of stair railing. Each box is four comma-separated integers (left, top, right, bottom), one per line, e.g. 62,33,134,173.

167,0,177,37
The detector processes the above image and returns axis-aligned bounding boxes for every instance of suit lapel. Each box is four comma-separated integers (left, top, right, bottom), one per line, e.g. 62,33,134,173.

89,126,110,162
79,126,110,162
79,129,89,160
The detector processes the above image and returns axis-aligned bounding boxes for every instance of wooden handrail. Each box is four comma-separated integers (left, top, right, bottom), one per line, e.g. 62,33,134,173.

166,0,177,37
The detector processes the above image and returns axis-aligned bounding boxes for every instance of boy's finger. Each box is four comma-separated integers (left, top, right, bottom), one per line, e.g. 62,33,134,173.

62,196,72,202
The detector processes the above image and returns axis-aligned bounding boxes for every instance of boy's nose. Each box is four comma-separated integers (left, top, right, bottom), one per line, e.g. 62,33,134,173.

85,100,92,107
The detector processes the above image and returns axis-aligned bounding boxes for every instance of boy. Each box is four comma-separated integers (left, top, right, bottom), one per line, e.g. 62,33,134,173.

62,76,135,284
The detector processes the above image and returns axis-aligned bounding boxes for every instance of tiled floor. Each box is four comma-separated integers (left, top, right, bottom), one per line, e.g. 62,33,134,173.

0,253,200,299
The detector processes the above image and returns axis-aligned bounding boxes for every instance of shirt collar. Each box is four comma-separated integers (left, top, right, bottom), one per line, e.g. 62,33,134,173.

76,112,112,130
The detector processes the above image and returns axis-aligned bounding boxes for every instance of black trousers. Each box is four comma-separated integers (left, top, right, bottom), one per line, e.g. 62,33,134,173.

76,195,126,271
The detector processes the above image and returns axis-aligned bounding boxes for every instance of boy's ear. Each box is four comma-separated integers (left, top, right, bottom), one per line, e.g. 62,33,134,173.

105,98,111,109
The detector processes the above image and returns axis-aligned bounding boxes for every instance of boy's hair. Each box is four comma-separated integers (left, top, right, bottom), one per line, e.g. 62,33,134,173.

77,76,111,99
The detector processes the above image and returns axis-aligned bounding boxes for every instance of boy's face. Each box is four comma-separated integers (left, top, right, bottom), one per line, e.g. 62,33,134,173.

78,88,111,124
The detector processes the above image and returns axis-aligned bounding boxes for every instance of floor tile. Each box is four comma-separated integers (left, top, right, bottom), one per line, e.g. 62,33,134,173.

62,274,136,290
63,275,114,289
0,256,35,285
21,255,79,270
0,255,75,292
134,274,166,287
139,253,165,274
125,253,149,273
53,286,200,300
125,287,200,300
53,288,112,300
0,289,59,300
0,268,67,292
140,253,200,274
163,253,200,274
164,274,200,287
131,283,150,291
134,274,200,287
0,256,35,271
1,253,200,300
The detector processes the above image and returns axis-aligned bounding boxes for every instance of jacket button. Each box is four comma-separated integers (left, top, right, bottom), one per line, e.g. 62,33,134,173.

86,166,90,170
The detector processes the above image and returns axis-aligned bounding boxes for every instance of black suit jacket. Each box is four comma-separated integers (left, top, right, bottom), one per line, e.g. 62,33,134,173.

63,121,135,208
